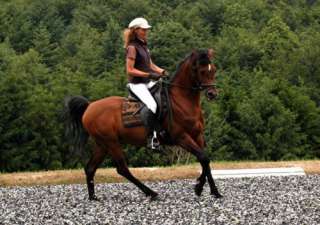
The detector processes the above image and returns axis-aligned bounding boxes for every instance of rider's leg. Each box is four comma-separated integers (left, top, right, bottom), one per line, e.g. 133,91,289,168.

128,83,157,113
147,80,157,89
128,83,160,149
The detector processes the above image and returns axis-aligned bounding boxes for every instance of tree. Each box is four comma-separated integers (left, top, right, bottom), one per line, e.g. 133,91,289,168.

0,0,320,172
149,21,208,71
60,23,104,76
259,15,299,75
32,23,61,67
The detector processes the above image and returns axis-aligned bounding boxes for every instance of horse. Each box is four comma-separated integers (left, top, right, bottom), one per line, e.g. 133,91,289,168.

63,49,222,201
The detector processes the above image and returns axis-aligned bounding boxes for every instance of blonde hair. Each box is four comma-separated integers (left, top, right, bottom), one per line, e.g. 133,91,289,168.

123,28,136,48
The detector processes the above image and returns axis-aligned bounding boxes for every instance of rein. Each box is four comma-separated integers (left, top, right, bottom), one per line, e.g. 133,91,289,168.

162,79,216,91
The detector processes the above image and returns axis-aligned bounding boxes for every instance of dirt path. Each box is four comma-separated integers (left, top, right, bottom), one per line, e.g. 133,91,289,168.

0,160,319,187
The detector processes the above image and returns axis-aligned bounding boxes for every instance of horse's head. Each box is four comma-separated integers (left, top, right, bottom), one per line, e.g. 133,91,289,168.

188,49,218,101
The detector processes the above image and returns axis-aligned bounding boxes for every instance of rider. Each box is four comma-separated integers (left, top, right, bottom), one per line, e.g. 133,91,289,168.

123,17,167,150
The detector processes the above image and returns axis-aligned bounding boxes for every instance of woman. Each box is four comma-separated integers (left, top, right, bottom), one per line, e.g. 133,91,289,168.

123,17,167,150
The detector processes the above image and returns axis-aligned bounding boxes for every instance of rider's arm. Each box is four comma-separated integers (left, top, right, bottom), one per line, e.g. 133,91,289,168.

126,46,149,78
150,59,165,75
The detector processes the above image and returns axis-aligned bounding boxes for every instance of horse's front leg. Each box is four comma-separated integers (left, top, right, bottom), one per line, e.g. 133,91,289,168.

195,168,206,196
178,134,222,198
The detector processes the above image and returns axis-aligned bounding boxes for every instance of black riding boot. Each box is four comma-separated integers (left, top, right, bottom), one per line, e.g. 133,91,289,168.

140,107,161,150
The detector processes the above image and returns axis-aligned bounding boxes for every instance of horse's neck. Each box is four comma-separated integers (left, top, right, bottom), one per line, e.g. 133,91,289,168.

170,66,201,113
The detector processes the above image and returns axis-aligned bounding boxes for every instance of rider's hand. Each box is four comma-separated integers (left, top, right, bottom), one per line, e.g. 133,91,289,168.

149,72,162,80
162,70,169,76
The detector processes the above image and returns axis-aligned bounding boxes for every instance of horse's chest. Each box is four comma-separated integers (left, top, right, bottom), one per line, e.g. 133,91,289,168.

180,117,203,135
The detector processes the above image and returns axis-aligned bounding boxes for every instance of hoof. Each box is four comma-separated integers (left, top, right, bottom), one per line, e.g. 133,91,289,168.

212,192,223,199
148,192,159,201
194,184,203,196
89,195,100,201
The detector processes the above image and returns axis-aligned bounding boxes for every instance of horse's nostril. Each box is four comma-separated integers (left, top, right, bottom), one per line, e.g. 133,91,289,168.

206,90,217,100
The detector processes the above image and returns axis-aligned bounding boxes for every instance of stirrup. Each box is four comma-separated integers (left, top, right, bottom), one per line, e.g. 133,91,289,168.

150,131,160,150
151,137,160,150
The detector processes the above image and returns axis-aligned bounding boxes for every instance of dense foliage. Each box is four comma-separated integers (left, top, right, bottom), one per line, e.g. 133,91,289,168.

0,0,319,172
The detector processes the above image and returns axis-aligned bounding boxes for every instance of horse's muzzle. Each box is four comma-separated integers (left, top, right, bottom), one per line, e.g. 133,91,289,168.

205,88,218,101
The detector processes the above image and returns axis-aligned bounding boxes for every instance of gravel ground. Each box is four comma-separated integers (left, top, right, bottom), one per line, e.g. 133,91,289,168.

0,175,319,225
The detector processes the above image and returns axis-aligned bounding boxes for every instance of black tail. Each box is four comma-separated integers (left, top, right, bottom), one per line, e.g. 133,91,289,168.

63,96,90,158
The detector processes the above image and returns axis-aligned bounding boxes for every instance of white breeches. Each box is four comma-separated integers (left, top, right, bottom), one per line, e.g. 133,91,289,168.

128,81,158,114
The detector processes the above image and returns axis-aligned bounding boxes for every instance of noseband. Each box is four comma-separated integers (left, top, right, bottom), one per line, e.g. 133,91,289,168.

193,82,217,91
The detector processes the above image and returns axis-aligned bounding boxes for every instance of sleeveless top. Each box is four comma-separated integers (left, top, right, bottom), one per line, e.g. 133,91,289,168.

126,38,154,84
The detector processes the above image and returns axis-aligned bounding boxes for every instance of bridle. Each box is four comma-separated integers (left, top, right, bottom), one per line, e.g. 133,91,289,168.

162,59,216,92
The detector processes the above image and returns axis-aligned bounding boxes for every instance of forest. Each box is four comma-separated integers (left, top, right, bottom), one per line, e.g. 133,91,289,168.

0,0,319,172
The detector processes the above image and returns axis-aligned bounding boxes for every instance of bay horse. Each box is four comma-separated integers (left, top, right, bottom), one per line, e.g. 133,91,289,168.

64,49,222,201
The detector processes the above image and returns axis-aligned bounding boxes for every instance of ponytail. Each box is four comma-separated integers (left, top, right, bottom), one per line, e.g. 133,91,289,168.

123,28,136,48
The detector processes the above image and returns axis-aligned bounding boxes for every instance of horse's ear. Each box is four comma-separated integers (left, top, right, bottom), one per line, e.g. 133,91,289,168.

208,49,215,60
189,49,198,63
190,49,197,57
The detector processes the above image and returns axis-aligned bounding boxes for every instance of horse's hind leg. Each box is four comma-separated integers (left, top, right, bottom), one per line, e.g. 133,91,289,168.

117,158,158,199
108,143,158,200
85,144,107,201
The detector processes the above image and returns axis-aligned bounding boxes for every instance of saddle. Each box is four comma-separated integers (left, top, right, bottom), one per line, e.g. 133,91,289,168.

122,82,168,128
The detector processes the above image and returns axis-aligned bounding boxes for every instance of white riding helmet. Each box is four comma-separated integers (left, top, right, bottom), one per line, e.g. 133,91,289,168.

128,17,152,29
